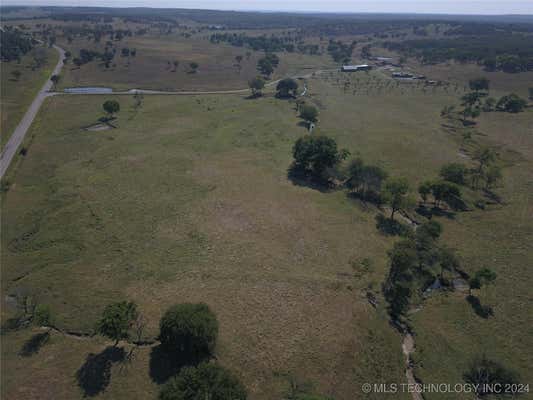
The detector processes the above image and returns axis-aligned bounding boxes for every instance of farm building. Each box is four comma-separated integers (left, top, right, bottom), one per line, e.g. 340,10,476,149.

341,64,372,72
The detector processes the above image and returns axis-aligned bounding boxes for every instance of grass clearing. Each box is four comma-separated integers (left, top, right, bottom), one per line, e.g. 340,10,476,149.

1,46,58,149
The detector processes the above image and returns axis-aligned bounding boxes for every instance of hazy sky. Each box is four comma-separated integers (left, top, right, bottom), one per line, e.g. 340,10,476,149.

4,0,533,15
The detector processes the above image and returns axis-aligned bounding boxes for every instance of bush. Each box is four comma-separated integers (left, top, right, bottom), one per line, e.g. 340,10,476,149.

464,355,520,396
159,303,218,362
159,362,246,400
496,93,527,113
439,163,468,185
97,301,138,345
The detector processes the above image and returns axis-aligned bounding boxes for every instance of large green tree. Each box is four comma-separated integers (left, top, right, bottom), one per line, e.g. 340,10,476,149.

292,135,349,178
159,363,247,400
383,178,411,220
276,78,299,98
103,100,120,118
159,303,218,362
248,76,265,97
97,301,138,346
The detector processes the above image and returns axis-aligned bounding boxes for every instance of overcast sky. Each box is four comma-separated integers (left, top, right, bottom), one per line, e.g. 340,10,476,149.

4,0,533,15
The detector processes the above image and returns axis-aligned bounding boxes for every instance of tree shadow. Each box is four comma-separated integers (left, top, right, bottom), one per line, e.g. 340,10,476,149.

415,205,456,220
375,214,412,237
466,295,494,319
296,121,309,128
76,346,125,397
19,331,50,357
149,344,208,384
286,163,334,193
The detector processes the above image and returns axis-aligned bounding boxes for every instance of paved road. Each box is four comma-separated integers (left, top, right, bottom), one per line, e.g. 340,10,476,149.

0,45,65,179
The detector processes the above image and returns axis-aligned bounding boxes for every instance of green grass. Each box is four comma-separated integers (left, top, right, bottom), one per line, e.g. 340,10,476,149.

2,53,532,400
55,34,333,91
1,93,406,400
0,46,58,150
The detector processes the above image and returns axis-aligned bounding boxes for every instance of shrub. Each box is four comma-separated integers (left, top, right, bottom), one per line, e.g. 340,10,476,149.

159,362,247,400
159,303,218,362
439,163,468,185
97,301,138,345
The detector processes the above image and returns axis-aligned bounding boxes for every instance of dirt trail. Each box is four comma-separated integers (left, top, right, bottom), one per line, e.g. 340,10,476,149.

402,332,425,400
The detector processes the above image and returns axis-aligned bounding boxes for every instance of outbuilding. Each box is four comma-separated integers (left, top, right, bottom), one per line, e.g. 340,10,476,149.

341,64,372,72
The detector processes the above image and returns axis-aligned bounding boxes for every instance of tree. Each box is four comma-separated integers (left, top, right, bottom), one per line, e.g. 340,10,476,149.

430,181,461,208
469,268,497,295
469,77,490,92
439,163,467,185
496,93,527,113
276,78,299,98
50,74,60,90
159,363,247,400
464,355,519,397
485,164,502,189
438,246,459,279
257,57,274,77
189,62,199,73
159,303,218,362
248,76,265,97
383,178,410,220
473,147,496,174
172,60,179,71
103,100,120,118
11,70,21,81
33,304,52,326
529,87,533,100
292,135,349,177
299,105,318,125
482,97,496,112
346,158,388,198
418,181,432,204
96,301,138,346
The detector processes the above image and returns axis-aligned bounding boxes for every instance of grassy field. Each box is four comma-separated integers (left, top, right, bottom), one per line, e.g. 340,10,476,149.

0,46,58,149
1,92,407,400
54,33,333,91
1,35,532,400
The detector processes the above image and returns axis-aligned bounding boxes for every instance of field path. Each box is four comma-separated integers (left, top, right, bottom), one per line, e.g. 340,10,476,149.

0,45,65,179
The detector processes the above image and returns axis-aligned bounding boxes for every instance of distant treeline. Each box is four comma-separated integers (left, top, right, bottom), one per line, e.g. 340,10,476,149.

0,27,35,61
210,33,294,53
385,34,533,73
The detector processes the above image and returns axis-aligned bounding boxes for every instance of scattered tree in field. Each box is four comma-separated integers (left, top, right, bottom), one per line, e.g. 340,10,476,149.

496,93,527,113
484,164,502,189
276,78,299,98
11,70,21,81
103,100,120,118
159,303,218,362
469,268,497,295
50,74,60,89
248,76,265,97
96,301,138,346
418,181,432,204
469,77,490,92
382,178,411,220
346,158,388,200
464,355,519,397
189,62,199,73
257,57,274,76
529,87,533,100
439,162,467,185
159,363,247,400
33,304,52,326
430,181,462,208
292,135,349,178
438,246,460,279
299,105,318,126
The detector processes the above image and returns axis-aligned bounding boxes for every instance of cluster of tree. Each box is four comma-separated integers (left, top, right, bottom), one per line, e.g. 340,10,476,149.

210,33,295,53
72,48,109,67
384,34,533,73
95,300,247,399
276,78,299,98
291,135,349,181
463,355,520,397
0,27,34,61
327,39,356,63
418,180,464,210
384,220,462,317
257,53,279,77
